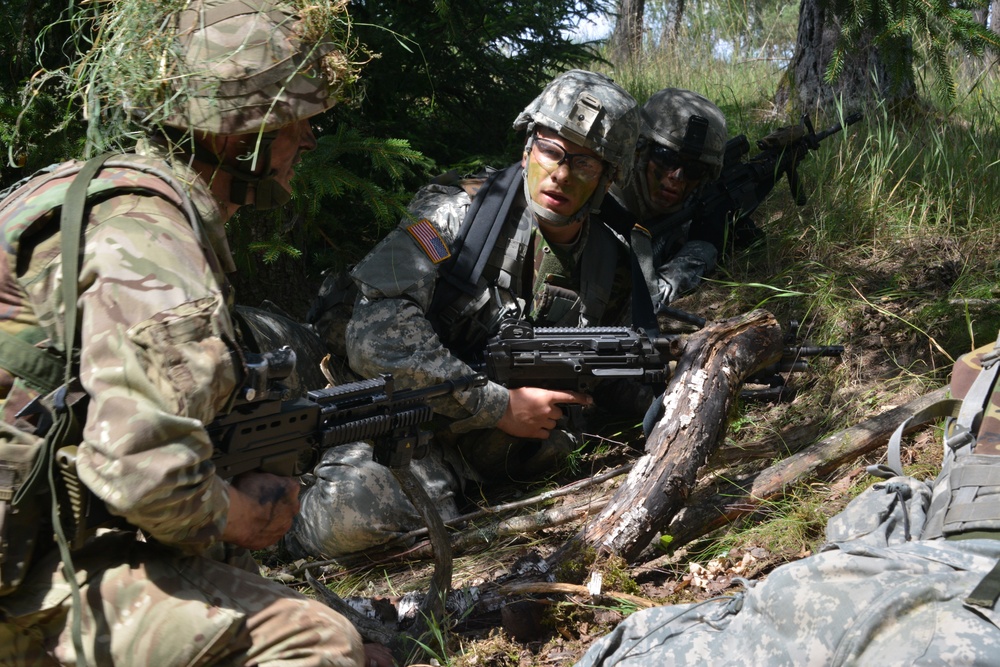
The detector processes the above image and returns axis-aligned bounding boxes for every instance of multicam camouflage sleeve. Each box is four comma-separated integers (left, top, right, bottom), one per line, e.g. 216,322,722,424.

347,183,509,433
20,174,239,551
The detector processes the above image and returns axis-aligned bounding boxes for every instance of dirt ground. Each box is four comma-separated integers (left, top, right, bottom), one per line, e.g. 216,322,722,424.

240,202,978,666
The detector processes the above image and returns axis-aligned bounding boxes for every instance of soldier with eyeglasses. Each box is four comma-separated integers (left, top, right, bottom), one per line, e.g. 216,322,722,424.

285,70,644,560
606,88,729,330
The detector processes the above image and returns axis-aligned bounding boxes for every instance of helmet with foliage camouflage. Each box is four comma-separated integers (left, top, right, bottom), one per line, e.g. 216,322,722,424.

639,88,727,179
159,0,354,135
513,69,639,225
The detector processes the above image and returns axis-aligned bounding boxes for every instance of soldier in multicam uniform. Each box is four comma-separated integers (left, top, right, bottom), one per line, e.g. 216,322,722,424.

605,88,729,332
285,70,641,559
0,1,391,665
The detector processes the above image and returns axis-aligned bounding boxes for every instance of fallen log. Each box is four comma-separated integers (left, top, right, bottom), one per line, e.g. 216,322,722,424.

664,385,950,547
549,309,784,570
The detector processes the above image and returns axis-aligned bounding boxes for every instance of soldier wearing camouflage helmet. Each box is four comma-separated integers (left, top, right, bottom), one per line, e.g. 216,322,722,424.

605,88,729,329
0,1,390,665
285,70,641,559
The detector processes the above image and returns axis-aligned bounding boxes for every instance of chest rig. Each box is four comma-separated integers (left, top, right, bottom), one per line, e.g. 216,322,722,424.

427,164,625,361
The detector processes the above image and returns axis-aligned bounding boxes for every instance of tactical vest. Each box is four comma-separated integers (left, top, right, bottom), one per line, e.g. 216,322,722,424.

0,154,207,595
427,164,627,360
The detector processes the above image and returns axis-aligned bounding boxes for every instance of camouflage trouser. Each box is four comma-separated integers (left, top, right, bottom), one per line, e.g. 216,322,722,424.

284,441,462,559
285,430,579,559
0,532,364,667
575,478,1000,667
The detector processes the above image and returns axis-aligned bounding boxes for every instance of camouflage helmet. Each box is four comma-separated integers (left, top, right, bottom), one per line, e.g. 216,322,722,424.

639,88,727,179
160,0,350,135
514,70,640,183
513,70,639,225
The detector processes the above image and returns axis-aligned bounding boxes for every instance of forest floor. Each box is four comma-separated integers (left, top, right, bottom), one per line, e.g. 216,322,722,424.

240,185,997,666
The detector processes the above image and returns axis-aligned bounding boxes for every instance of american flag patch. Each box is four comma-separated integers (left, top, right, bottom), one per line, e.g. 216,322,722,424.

406,219,452,264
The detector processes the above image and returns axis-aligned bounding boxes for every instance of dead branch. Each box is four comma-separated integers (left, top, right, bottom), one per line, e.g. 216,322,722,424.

549,309,784,570
665,385,950,547
497,581,656,609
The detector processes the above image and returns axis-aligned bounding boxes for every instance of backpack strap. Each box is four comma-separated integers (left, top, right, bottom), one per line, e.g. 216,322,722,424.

13,153,115,505
427,164,523,331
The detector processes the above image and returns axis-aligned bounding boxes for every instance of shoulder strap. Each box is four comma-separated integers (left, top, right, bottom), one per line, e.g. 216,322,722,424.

445,163,523,290
430,163,523,308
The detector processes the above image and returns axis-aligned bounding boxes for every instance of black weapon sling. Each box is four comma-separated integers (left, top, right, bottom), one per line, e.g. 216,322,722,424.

427,163,523,333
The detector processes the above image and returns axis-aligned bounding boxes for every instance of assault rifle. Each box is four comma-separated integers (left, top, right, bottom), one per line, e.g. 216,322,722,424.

208,347,486,474
483,319,683,428
719,111,864,211
484,316,843,418
56,347,484,546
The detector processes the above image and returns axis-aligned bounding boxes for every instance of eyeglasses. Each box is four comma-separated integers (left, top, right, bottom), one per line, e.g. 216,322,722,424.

649,144,711,181
531,136,605,182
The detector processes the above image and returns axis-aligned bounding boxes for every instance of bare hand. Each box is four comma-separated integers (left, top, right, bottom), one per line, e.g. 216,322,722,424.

496,386,592,439
222,472,301,549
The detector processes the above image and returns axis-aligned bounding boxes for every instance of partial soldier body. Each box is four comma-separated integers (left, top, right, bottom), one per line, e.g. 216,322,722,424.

0,1,376,665
575,340,1000,667
611,88,729,332
286,70,642,559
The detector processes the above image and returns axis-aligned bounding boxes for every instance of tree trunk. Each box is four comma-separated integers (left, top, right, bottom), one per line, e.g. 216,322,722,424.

777,0,915,114
609,0,646,63
993,0,1000,35
664,385,950,547
973,6,988,28
548,310,784,571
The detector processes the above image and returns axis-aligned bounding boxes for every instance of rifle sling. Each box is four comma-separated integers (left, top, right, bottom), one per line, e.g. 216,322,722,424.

430,164,523,308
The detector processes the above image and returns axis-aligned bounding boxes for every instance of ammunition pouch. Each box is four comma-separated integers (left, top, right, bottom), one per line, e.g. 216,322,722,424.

0,384,104,597
924,454,1000,540
0,422,47,596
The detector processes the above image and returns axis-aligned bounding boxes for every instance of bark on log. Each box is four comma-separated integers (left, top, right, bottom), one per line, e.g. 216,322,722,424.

665,385,950,547
549,309,784,569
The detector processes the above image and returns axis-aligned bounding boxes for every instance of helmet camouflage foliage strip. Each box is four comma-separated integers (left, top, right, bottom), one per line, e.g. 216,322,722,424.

87,0,361,140
513,69,640,225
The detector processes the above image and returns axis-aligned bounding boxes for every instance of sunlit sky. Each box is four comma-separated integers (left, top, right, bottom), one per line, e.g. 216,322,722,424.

567,11,614,42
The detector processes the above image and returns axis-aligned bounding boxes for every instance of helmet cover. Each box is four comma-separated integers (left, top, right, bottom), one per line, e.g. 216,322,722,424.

158,0,353,135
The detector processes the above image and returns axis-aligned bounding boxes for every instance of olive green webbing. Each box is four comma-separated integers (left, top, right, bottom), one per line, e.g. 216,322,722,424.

0,330,63,394
46,153,114,667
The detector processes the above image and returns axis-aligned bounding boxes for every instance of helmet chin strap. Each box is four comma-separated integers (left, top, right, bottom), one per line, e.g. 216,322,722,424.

181,130,292,210
221,133,293,210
